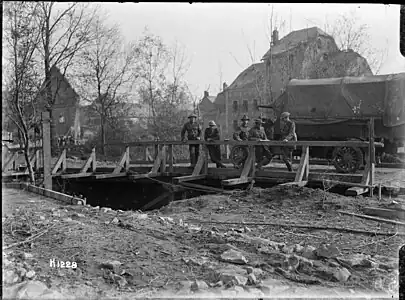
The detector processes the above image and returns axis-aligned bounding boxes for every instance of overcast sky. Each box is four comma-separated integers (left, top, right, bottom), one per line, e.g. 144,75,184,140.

99,3,404,98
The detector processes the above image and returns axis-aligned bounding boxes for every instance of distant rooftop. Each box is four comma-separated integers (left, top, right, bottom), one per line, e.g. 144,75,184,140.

262,27,333,60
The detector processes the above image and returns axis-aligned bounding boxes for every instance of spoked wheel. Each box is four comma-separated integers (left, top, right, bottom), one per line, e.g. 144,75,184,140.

332,146,364,173
230,145,249,169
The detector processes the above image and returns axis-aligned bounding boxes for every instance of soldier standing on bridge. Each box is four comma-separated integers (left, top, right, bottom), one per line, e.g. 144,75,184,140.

181,114,202,168
280,112,297,172
233,115,250,141
249,118,273,169
204,121,226,168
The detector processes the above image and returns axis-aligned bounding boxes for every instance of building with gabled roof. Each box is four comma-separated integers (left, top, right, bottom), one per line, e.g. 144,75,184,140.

36,65,81,142
208,26,373,139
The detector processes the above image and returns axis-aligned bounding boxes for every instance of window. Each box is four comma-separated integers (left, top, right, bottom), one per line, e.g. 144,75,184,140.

243,100,248,112
233,120,238,131
232,101,238,113
253,99,259,111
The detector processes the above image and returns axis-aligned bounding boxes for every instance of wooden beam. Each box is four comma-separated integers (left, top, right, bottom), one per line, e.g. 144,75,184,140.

2,171,30,177
280,181,308,187
51,149,66,175
168,144,174,173
345,154,371,196
250,145,256,177
320,179,373,189
337,210,405,226
41,112,52,189
94,173,128,179
148,145,167,176
142,191,171,211
363,207,405,220
203,146,209,175
144,147,153,162
294,146,309,182
128,173,157,180
113,146,130,174
160,145,167,173
2,151,17,172
109,140,383,148
222,177,253,186
179,182,231,194
34,150,40,171
80,148,96,173
60,172,94,179
154,144,159,160
369,118,375,193
240,146,254,179
192,148,206,176
173,174,206,184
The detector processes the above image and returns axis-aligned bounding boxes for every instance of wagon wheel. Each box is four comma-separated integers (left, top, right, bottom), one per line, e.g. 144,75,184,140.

230,145,249,169
332,146,364,174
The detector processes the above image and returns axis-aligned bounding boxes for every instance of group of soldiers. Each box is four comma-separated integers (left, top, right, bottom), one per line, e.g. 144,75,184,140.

180,112,297,171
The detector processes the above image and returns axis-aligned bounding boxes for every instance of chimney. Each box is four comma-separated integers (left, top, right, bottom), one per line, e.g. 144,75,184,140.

272,28,279,46
223,82,227,91
204,91,209,98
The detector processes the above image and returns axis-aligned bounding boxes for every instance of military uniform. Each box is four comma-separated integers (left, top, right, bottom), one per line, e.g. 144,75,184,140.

280,113,297,172
262,118,275,140
233,126,250,141
249,120,273,168
181,115,202,167
204,123,226,168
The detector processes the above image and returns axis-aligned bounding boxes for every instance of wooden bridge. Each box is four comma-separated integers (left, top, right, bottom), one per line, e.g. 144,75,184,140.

3,113,391,201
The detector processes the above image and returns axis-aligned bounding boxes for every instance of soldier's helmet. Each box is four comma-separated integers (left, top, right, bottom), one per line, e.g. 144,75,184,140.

188,113,197,119
208,120,216,126
241,115,250,121
281,112,290,119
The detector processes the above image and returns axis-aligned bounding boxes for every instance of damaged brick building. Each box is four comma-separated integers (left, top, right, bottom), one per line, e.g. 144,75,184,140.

199,26,373,138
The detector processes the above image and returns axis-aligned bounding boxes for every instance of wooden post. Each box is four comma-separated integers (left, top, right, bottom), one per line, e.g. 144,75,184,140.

35,149,40,171
42,112,52,190
250,145,256,177
161,145,167,173
226,144,230,159
203,145,209,174
144,147,149,161
168,144,174,173
369,118,375,197
154,144,159,160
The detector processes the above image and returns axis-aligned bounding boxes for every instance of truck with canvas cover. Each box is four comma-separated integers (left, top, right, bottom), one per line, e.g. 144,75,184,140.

258,73,405,173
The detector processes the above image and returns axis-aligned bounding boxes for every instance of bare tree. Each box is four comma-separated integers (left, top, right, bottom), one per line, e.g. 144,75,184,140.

35,2,99,148
167,40,192,106
78,16,139,154
324,10,387,74
137,29,171,139
3,2,43,184
136,30,195,140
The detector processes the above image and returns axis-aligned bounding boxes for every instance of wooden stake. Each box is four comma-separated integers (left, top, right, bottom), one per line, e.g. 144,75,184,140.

41,112,52,190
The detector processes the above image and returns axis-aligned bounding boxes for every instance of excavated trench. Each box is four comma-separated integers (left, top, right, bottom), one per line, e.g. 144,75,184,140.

52,177,353,211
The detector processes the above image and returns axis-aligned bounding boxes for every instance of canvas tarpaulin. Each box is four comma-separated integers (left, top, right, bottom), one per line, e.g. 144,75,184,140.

276,73,405,127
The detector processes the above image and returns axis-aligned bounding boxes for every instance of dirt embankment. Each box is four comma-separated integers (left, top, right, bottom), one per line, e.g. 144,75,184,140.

2,186,401,299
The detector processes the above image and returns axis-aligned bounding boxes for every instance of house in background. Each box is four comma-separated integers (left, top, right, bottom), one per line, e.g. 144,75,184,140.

36,65,81,143
210,26,373,139
198,91,219,129
262,26,373,101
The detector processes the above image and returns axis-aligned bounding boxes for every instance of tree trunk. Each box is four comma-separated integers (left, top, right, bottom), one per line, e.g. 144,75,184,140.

22,134,35,184
101,116,106,155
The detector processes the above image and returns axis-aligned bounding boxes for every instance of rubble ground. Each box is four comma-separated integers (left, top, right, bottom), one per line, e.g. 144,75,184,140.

2,185,402,299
